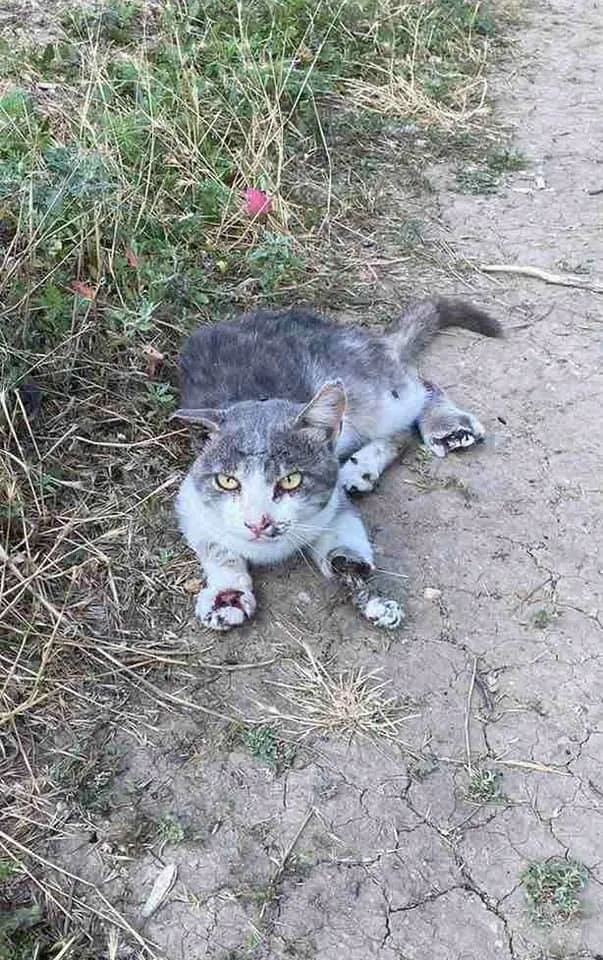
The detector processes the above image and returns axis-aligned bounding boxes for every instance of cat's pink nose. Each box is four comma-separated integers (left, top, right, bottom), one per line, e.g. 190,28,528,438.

245,514,273,538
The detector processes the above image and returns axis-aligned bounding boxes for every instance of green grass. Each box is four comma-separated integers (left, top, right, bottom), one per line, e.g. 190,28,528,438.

242,725,295,773
464,766,505,804
0,0,498,354
455,148,528,194
520,858,588,925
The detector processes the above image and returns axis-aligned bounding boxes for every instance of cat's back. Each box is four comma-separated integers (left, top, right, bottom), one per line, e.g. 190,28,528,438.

179,308,332,408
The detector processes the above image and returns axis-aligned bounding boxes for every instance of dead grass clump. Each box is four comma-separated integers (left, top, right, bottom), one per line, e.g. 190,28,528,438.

259,639,418,743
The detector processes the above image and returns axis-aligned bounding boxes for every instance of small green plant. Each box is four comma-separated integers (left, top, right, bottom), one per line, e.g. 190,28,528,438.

248,232,305,293
242,725,295,772
486,148,527,174
0,860,18,880
455,164,500,195
532,607,557,630
520,858,588,925
465,767,505,804
157,814,185,845
145,382,176,410
455,149,527,194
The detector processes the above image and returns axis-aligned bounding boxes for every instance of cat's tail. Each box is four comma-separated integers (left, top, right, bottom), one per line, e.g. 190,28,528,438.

388,298,503,363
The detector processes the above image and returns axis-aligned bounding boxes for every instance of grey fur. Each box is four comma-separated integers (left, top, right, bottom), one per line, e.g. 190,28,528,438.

174,298,502,631
178,298,501,412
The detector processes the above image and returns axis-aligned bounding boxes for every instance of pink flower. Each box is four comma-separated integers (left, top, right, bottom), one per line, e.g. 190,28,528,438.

243,187,273,218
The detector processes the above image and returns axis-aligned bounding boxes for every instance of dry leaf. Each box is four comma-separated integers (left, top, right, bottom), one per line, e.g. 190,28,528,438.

141,863,177,919
70,280,96,300
184,577,203,593
142,344,164,378
126,248,139,268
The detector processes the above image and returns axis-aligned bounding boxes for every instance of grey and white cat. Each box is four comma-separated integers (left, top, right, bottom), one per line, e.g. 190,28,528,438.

174,300,502,631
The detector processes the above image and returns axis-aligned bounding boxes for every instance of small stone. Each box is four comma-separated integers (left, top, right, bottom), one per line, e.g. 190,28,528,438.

141,863,177,919
534,175,546,189
423,587,442,601
297,591,312,605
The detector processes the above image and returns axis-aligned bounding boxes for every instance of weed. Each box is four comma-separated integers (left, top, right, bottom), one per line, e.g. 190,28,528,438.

532,607,557,630
0,860,18,881
157,814,185,846
486,148,528,174
520,858,588,925
455,148,527,194
51,734,124,817
465,767,505,804
242,725,295,773
267,639,417,743
145,381,177,412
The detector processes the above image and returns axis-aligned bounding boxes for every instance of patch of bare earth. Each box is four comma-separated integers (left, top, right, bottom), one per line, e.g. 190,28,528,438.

3,1,603,958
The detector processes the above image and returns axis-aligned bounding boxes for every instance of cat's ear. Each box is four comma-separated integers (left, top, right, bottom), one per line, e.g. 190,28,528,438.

170,408,225,447
294,381,347,445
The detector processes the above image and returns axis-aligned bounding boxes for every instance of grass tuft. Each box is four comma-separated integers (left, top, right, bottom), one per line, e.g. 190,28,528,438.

464,766,505,804
264,639,417,743
520,858,589,925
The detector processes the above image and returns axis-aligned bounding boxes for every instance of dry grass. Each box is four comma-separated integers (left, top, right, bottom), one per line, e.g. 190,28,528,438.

257,638,418,743
0,0,504,952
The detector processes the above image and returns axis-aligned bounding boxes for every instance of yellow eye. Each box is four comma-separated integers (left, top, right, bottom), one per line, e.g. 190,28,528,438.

215,473,240,492
278,470,303,492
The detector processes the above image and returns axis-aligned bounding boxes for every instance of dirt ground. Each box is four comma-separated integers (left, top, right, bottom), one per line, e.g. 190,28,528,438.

32,1,602,957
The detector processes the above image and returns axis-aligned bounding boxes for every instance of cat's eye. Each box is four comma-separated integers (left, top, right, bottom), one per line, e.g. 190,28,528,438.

215,473,240,492
277,470,303,492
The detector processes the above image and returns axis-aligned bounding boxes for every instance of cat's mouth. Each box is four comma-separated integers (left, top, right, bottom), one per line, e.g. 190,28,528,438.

247,527,282,541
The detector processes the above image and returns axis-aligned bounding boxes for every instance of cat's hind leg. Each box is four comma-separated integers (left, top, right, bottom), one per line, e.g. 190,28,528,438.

339,437,405,494
311,500,404,629
194,543,256,631
417,380,485,458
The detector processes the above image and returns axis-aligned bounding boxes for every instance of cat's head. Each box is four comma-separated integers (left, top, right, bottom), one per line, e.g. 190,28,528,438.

174,382,346,560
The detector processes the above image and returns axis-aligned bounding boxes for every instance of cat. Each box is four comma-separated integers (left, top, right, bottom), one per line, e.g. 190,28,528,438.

173,299,502,631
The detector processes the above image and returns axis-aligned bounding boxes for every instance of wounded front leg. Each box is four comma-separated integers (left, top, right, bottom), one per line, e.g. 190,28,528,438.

194,542,256,631
339,436,406,494
311,499,404,629
416,379,486,458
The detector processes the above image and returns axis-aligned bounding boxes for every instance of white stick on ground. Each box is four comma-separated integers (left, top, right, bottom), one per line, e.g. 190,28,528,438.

481,263,603,294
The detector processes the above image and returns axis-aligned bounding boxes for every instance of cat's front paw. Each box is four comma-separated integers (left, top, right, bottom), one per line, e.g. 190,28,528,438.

340,457,378,495
195,586,256,631
362,596,404,630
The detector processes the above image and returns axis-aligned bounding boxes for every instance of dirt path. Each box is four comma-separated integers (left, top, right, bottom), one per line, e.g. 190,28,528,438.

50,3,603,958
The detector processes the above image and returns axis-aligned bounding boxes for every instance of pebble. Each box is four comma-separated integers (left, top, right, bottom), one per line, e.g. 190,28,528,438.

423,587,442,601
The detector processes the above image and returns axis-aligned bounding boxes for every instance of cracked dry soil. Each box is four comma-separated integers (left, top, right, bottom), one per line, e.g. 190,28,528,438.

55,2,602,958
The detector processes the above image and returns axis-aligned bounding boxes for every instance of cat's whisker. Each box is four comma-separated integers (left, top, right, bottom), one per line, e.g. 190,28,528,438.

372,567,410,580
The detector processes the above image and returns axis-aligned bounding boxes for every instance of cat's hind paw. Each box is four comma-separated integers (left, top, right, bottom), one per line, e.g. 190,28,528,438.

195,586,256,631
419,406,485,458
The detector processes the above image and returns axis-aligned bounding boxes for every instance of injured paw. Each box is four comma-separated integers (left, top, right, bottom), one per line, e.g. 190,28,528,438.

195,586,256,631
362,595,405,629
340,457,378,494
329,553,404,630
419,407,485,458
